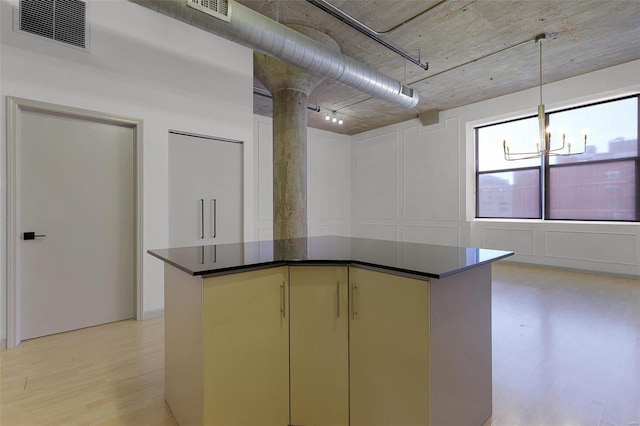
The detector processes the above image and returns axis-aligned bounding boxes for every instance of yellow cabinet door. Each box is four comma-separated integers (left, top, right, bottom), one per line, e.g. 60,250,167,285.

349,267,430,426
203,267,289,426
290,265,349,426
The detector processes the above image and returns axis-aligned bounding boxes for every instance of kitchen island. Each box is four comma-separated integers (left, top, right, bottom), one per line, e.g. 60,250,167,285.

148,236,513,426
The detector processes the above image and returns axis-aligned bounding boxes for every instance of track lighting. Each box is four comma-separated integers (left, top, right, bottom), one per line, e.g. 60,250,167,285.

324,110,344,125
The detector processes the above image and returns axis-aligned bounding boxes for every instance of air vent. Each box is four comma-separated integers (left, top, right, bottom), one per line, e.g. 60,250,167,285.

19,0,86,49
400,84,414,98
187,0,231,22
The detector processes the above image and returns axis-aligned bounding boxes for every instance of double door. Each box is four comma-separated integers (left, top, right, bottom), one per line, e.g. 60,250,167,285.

291,266,430,426
168,131,243,247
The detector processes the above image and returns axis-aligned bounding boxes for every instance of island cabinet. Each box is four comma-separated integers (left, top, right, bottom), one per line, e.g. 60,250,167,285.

289,265,349,426
349,267,430,426
164,265,290,426
202,266,289,426
154,236,510,426
164,264,432,426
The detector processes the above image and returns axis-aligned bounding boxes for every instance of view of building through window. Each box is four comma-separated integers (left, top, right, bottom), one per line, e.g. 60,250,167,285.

476,95,639,221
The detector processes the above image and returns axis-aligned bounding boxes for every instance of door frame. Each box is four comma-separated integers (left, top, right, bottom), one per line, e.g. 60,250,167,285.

6,96,144,348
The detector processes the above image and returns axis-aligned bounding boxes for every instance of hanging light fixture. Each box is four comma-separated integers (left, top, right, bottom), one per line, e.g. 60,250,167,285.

503,33,587,161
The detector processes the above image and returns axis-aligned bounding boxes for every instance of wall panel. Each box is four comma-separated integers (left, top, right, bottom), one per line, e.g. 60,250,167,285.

356,224,398,241
404,225,460,246
545,231,637,265
483,228,535,256
356,132,398,220
404,118,460,221
257,121,273,222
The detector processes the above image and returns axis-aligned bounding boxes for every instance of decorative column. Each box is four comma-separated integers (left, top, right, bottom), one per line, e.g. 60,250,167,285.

254,25,340,241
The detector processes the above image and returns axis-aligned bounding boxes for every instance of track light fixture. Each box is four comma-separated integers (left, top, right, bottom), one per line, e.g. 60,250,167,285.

324,110,344,125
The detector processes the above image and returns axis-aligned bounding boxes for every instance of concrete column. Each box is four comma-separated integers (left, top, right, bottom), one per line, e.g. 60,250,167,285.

254,25,340,241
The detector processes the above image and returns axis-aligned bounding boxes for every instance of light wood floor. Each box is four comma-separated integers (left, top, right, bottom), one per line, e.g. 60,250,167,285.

1,263,638,426
487,264,640,426
0,317,177,425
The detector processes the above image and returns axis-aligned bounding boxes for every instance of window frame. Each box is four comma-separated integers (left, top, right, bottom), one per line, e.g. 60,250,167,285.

475,94,640,222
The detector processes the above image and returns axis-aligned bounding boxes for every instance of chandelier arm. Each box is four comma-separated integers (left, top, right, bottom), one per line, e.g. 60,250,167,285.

505,150,545,156
505,152,544,161
548,145,587,157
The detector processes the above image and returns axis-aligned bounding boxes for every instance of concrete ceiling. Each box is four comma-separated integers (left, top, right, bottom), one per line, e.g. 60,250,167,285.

238,0,640,135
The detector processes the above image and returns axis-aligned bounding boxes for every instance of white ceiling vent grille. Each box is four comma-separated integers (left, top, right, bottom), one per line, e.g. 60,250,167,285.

19,0,87,49
187,0,231,22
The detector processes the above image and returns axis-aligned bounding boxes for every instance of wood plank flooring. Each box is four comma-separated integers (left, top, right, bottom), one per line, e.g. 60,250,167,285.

487,264,640,426
1,263,638,426
0,318,177,425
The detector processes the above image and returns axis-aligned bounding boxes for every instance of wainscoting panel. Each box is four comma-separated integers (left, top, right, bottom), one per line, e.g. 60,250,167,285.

308,224,350,237
483,228,535,256
258,226,273,241
257,121,273,222
308,134,351,221
545,231,638,265
403,225,460,246
403,118,460,221
356,132,398,220
356,224,398,241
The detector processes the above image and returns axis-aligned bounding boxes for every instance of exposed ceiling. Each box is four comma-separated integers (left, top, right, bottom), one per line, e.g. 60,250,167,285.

238,0,640,135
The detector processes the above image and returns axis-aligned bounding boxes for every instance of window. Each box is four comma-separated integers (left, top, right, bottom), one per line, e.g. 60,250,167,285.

476,95,639,221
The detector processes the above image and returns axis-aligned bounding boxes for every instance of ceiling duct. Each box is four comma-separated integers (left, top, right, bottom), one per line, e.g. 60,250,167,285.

130,0,420,109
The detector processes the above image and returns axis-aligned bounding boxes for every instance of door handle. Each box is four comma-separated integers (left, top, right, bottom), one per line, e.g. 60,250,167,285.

211,199,217,238
280,282,286,318
336,281,340,318
199,199,204,239
24,232,46,240
351,282,358,320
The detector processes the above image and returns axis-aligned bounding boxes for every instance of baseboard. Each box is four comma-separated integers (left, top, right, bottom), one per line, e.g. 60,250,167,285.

143,308,164,320
0,338,7,350
498,259,640,280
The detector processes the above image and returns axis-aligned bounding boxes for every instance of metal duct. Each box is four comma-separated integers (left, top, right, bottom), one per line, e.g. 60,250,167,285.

130,0,420,109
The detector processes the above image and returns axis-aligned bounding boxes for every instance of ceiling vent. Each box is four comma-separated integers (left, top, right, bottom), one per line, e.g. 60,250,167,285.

400,84,414,98
187,0,230,22
19,0,87,49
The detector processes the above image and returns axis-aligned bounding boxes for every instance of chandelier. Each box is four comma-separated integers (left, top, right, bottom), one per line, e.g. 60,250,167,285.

503,33,587,161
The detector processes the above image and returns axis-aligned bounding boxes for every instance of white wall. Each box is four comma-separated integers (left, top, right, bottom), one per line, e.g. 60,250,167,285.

253,115,352,240
0,0,255,343
352,60,640,278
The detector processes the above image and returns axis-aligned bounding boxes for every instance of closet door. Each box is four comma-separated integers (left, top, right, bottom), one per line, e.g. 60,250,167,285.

169,131,243,247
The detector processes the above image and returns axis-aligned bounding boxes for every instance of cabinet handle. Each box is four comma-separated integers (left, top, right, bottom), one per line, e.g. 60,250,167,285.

280,282,286,318
351,282,358,320
336,281,340,318
199,199,204,239
211,199,217,238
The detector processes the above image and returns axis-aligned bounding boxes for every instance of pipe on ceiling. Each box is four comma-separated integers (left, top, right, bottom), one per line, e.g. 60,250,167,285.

129,0,420,109
305,0,430,70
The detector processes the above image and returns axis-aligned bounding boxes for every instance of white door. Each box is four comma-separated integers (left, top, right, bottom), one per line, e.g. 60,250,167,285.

168,132,243,247
20,109,135,340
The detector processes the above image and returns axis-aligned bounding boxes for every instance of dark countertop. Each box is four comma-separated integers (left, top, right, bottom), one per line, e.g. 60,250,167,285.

148,236,513,279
